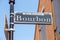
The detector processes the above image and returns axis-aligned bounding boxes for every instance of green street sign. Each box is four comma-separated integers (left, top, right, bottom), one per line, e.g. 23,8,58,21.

14,12,52,25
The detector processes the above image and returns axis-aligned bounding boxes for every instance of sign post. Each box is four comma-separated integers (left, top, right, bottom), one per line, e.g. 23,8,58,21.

9,0,15,40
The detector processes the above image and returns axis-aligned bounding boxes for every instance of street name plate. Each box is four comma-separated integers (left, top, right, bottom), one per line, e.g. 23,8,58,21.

14,12,52,25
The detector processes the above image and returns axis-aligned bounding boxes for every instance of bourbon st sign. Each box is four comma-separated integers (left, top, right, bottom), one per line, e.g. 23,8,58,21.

14,12,52,25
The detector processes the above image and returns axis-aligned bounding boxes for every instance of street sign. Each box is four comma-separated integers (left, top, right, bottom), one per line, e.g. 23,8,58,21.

14,12,52,25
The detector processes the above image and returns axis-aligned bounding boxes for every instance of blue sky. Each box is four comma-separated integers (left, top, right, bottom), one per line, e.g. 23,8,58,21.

0,0,39,40
0,0,60,40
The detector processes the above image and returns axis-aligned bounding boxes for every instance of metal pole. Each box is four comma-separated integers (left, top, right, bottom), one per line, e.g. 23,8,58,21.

9,0,15,40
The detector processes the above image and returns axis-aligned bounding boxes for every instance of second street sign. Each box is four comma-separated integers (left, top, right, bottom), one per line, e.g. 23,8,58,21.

14,12,52,25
